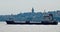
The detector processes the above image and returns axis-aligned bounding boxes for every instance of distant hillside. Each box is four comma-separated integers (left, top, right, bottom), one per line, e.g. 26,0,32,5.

0,10,60,22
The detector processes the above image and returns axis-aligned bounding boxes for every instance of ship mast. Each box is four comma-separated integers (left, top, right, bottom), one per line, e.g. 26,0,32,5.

43,9,46,16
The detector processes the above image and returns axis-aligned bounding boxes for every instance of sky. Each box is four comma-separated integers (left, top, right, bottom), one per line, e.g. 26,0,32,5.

0,0,60,15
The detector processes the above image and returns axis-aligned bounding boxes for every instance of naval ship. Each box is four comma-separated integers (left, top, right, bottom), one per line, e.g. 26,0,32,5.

6,8,58,25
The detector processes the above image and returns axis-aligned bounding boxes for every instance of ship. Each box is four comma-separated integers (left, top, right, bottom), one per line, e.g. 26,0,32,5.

6,8,58,25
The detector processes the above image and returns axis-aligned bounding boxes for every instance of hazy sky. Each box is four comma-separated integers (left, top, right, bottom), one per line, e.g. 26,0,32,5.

0,0,60,15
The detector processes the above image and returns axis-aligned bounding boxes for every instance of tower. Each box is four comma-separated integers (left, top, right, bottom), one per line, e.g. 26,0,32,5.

32,8,34,13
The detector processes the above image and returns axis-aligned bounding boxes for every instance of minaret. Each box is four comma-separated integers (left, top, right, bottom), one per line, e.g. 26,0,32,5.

32,8,34,13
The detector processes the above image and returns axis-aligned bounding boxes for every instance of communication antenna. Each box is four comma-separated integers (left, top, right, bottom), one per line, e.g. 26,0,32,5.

44,9,46,13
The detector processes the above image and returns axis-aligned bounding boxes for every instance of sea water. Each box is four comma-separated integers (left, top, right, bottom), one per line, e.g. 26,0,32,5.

0,21,60,32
